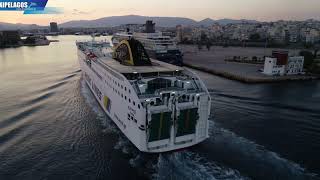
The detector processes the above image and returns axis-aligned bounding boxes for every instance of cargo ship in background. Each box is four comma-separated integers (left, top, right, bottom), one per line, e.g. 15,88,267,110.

112,21,183,66
76,37,211,152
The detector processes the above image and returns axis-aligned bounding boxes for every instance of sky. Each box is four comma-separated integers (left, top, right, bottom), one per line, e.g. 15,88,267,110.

0,0,320,25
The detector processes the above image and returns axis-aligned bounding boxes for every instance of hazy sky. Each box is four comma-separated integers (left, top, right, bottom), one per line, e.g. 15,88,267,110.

0,0,320,25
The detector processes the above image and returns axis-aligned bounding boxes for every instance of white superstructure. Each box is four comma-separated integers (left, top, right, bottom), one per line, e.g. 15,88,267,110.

112,20,183,66
263,57,286,76
113,32,178,52
76,38,211,153
263,56,304,76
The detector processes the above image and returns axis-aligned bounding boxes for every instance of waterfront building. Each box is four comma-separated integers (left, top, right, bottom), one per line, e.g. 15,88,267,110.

263,52,304,76
305,29,319,44
263,57,286,76
286,56,304,75
0,31,21,46
144,20,155,33
289,34,298,43
50,22,59,33
176,25,183,43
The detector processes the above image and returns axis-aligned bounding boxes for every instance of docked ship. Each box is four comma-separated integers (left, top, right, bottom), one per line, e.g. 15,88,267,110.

23,35,50,46
112,21,183,66
76,38,211,153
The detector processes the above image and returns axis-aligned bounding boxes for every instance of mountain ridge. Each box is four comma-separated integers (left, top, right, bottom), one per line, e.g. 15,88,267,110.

0,15,259,30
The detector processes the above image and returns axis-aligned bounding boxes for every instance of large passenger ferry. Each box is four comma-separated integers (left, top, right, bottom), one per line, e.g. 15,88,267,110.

112,21,183,66
76,38,211,153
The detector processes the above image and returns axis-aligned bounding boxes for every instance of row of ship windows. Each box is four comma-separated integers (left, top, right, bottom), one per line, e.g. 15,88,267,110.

109,83,141,109
102,72,142,109
103,74,131,93
104,76,132,94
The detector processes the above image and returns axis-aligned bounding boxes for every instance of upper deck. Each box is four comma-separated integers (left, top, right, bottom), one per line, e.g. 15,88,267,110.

78,39,183,74
98,57,183,74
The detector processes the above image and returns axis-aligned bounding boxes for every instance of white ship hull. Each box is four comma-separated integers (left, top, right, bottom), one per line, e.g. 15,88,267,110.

77,42,211,153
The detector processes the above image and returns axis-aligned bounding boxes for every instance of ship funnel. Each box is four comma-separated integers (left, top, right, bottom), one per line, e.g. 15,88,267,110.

112,38,152,66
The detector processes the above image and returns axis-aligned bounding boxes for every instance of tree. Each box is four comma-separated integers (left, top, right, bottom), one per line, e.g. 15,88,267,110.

249,33,261,41
299,50,314,68
252,56,258,62
197,42,202,51
200,32,208,42
206,41,212,51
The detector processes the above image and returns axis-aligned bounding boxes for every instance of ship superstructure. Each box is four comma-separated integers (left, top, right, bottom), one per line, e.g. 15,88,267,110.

112,21,183,66
76,38,211,152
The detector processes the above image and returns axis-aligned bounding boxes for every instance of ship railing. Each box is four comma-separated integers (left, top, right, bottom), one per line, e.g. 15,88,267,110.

137,88,203,99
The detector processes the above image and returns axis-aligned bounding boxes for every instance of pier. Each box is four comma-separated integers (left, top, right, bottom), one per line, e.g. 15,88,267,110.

181,45,319,83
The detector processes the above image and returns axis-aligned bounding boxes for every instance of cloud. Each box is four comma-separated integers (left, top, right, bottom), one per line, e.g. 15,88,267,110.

72,9,91,15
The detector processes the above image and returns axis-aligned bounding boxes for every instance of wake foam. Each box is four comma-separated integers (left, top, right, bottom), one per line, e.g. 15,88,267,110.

154,151,249,180
207,121,317,179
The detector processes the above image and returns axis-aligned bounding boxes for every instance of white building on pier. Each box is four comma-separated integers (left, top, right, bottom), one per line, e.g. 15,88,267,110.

263,56,304,76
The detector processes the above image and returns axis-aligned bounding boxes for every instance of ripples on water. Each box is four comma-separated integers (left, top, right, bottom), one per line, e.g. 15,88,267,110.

0,36,319,180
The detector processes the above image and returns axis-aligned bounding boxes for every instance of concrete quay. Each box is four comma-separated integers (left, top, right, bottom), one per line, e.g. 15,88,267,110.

181,45,319,83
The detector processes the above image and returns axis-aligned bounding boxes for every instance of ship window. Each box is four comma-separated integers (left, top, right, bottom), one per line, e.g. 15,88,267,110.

138,104,141,109
125,96,127,100
121,85,123,89
129,89,131,93
134,119,137,123
129,98,131,103
121,94,123,98
131,116,134,120
133,101,135,106
125,87,127,91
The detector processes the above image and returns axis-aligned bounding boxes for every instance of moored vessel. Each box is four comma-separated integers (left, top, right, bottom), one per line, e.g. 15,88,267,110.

112,20,183,66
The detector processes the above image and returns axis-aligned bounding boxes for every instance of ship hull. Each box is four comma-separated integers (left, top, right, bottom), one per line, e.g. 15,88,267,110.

77,48,210,153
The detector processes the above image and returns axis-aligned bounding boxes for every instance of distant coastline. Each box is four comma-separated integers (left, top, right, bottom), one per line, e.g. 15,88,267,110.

1,15,319,30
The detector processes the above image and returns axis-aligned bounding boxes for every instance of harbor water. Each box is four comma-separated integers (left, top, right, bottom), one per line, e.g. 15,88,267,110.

0,35,319,180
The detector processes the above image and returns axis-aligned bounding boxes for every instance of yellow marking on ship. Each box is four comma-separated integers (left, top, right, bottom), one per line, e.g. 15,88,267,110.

103,96,109,109
114,40,134,66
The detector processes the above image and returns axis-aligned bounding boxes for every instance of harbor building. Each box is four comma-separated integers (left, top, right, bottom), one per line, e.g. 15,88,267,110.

286,56,304,75
50,22,59,33
263,57,286,76
176,25,183,43
263,51,304,76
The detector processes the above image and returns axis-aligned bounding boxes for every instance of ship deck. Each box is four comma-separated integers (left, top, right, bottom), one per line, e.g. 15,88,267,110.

98,56,183,74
